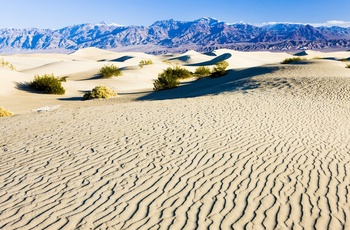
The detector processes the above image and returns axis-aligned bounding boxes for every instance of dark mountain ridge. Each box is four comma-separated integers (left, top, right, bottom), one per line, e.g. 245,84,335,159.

1,17,350,54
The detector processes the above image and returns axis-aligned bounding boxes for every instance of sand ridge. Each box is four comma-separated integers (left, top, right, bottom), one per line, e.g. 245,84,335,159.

1,48,350,229
4,48,346,113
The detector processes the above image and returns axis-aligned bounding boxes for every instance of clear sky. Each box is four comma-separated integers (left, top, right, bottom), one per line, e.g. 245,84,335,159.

1,0,350,29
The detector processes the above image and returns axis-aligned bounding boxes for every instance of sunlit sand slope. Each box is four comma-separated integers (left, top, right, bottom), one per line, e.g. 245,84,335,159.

1,58,350,229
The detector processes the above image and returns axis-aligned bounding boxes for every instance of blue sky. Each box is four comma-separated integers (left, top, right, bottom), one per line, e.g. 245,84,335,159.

1,0,350,29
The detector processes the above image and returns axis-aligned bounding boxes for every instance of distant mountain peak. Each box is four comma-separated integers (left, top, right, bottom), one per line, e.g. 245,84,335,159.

197,17,219,21
94,21,126,27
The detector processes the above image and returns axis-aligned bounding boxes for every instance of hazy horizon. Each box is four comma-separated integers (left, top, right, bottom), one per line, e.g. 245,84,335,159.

1,0,350,29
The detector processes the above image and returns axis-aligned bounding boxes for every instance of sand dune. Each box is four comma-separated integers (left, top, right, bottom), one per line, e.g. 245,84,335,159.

1,48,350,229
21,60,105,76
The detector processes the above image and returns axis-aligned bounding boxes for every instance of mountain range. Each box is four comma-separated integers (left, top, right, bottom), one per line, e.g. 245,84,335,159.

1,17,350,54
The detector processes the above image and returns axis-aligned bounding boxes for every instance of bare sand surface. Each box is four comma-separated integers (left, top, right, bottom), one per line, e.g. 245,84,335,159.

1,49,350,229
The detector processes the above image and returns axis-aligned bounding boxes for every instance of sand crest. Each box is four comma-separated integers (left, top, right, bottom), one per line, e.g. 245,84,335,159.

1,49,350,229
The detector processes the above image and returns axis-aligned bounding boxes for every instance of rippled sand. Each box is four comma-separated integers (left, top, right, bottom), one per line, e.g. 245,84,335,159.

1,50,350,229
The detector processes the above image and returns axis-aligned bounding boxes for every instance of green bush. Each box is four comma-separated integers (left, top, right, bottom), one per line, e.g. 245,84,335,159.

173,66,192,79
100,64,122,78
83,86,117,100
139,59,153,68
29,74,65,95
211,60,229,78
346,64,350,68
0,58,16,71
0,107,13,117
281,57,305,64
153,67,185,90
194,66,211,78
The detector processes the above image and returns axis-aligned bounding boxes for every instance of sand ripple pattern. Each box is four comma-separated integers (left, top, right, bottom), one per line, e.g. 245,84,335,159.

1,62,350,229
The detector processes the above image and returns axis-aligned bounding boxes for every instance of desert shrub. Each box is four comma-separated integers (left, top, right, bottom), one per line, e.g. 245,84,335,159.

172,66,192,79
340,58,348,62
194,66,211,78
83,86,117,100
281,57,305,64
153,66,193,90
153,74,179,90
29,74,65,95
1,58,16,71
346,64,350,68
100,64,122,78
211,60,229,78
139,59,153,68
162,60,172,65
0,107,13,117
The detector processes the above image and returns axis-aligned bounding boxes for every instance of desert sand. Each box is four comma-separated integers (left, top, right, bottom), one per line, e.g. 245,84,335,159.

1,48,350,229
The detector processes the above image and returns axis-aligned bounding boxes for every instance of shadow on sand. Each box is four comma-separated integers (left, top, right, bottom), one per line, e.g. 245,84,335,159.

79,74,101,81
167,53,231,66
185,53,232,66
58,97,83,101
137,65,279,101
98,56,134,62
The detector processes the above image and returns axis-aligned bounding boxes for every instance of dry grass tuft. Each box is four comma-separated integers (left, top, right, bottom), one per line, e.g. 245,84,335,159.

281,57,306,64
0,107,13,117
83,86,117,100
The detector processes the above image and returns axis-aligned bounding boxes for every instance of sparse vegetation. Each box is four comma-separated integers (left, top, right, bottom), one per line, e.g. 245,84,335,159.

153,72,180,90
171,66,192,79
346,64,350,68
1,58,16,71
0,107,13,117
83,86,117,100
281,57,306,64
194,66,211,78
340,58,349,62
29,74,65,95
139,59,153,68
154,66,192,90
162,60,172,65
100,64,122,78
211,60,229,78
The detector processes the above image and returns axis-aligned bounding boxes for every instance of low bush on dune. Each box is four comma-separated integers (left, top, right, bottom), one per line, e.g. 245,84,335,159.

100,64,122,78
139,59,153,68
346,64,350,68
153,73,179,90
83,86,117,100
154,66,192,90
1,58,16,71
281,57,306,64
154,62,230,90
210,60,229,78
171,66,192,79
29,74,65,95
194,66,211,78
162,60,172,65
0,107,13,117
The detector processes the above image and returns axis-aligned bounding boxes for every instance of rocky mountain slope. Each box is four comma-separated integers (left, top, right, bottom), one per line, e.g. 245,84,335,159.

1,17,350,53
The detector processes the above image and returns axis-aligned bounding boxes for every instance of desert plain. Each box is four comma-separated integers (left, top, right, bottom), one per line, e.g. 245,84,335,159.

1,48,350,229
